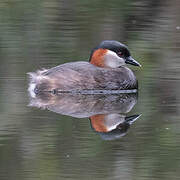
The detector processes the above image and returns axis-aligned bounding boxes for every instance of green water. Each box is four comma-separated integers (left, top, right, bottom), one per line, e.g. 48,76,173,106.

0,0,180,179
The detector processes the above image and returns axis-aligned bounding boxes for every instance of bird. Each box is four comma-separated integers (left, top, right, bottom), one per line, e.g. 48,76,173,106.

28,40,141,97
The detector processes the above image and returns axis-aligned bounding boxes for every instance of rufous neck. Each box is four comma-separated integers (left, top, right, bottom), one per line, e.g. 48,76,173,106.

90,114,107,132
90,49,107,67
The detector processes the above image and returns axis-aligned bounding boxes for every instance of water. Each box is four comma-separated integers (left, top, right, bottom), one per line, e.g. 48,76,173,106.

0,0,180,179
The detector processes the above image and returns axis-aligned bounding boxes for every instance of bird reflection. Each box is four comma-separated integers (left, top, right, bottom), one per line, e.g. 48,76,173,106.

90,114,140,140
29,92,140,140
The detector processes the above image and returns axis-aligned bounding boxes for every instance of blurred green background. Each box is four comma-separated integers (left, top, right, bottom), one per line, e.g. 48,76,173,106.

0,0,180,179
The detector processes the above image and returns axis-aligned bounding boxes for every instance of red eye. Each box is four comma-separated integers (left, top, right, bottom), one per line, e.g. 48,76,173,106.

118,52,123,56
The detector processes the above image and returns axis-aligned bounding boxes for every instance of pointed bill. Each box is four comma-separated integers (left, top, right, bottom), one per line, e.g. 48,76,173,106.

125,56,141,67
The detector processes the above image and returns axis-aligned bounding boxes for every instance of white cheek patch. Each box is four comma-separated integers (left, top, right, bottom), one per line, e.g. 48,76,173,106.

104,114,125,131
104,50,125,68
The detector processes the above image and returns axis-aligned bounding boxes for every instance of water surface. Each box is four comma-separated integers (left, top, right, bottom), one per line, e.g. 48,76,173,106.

0,0,180,179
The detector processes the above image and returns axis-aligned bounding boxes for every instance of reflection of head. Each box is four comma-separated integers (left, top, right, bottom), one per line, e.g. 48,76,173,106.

90,114,140,141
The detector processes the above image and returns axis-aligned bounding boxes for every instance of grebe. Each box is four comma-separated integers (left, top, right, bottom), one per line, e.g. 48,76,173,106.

28,40,141,97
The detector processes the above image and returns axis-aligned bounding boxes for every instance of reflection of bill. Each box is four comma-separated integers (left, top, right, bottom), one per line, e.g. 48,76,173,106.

29,92,140,140
90,114,140,140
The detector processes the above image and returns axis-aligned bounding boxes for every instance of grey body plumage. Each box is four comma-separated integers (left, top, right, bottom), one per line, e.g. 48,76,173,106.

28,62,138,94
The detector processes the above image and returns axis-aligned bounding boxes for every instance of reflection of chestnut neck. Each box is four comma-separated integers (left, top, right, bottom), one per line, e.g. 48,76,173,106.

90,114,107,132
90,49,107,67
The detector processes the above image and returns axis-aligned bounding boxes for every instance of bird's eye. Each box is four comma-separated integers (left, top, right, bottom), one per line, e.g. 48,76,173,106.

118,52,123,56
